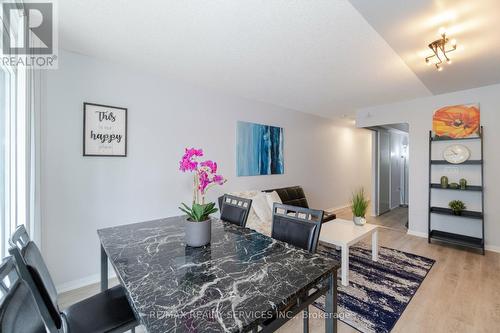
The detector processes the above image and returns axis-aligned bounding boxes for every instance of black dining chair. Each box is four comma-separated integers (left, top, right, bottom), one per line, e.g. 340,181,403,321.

218,194,253,227
271,203,324,253
267,203,324,333
271,203,324,332
0,256,49,333
9,225,138,333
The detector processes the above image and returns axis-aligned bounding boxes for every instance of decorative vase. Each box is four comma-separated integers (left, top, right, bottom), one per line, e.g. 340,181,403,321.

353,216,366,226
184,218,212,247
449,183,459,189
440,176,449,188
459,178,467,190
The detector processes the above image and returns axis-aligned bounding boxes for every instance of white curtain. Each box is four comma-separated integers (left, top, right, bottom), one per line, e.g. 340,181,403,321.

0,0,41,257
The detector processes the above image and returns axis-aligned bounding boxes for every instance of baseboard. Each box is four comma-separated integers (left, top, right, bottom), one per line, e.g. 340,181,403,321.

326,203,351,212
56,271,117,294
406,229,428,238
485,245,500,254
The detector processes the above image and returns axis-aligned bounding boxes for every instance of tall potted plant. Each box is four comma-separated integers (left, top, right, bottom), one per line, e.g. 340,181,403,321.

179,148,226,247
351,188,369,226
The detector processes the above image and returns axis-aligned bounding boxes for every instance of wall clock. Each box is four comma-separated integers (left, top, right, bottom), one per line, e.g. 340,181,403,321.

443,144,470,164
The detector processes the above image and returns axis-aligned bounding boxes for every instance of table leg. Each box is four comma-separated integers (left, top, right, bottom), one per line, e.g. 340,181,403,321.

303,307,309,333
341,245,349,286
325,271,337,333
372,229,379,262
101,244,108,291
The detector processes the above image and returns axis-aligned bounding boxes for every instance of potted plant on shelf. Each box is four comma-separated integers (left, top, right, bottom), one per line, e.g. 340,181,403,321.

449,200,466,216
351,188,369,226
179,148,226,247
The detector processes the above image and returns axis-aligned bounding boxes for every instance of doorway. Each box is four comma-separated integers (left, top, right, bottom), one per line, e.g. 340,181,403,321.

368,123,409,231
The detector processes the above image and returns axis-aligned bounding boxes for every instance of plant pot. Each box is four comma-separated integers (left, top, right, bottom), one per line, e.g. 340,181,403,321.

452,210,462,216
353,216,366,226
184,218,211,247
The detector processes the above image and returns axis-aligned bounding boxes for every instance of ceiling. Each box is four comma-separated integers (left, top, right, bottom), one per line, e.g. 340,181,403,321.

349,0,500,95
58,0,431,118
58,1,500,118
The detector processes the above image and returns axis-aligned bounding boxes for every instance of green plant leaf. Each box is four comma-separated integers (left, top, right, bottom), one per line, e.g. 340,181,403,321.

205,208,218,216
351,187,368,217
181,203,193,213
180,202,217,221
180,203,196,220
179,206,192,216
192,204,205,221
449,200,466,212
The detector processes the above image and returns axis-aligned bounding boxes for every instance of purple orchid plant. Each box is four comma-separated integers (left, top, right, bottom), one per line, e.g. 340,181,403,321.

179,148,226,221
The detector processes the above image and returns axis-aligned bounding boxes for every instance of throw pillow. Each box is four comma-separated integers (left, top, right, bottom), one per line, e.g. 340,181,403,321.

266,191,282,211
251,192,273,224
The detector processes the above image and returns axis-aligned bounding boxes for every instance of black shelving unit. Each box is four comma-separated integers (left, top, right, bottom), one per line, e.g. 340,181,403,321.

430,184,483,191
430,160,482,165
429,230,483,249
430,207,483,219
428,126,485,254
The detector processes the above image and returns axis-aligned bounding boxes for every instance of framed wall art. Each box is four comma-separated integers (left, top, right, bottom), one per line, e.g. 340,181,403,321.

432,104,480,139
236,121,284,176
83,102,127,156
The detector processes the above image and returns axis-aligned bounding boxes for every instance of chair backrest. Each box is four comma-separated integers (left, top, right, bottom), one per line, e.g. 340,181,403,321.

10,225,31,249
271,203,324,253
219,194,253,227
263,186,309,208
0,256,49,333
10,226,61,329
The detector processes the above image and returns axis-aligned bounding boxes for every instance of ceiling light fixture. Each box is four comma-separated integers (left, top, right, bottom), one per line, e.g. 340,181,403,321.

425,28,457,71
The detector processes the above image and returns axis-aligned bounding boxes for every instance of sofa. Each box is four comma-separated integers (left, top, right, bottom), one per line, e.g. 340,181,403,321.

218,186,336,236
263,186,336,222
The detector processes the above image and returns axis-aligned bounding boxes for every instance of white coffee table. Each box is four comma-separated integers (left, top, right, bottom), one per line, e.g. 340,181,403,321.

319,219,379,286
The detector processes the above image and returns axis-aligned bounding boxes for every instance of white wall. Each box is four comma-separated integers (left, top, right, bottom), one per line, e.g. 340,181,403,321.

357,83,500,250
42,50,372,290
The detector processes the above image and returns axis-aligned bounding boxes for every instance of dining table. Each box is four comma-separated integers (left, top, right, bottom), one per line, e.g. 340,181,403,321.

97,216,340,332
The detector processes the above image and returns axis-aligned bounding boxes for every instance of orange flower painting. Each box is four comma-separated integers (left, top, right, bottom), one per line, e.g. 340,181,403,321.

432,104,480,139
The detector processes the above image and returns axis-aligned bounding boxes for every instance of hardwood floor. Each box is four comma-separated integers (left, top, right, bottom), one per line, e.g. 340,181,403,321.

59,211,500,333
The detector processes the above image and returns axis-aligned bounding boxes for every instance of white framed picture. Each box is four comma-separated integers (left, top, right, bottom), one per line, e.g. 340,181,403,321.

83,102,127,156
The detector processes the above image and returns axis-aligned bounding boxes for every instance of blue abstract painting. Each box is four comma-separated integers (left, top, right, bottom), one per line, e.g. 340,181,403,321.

237,121,284,176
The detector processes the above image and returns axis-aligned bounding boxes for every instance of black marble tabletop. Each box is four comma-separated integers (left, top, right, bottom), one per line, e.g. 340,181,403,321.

98,216,339,333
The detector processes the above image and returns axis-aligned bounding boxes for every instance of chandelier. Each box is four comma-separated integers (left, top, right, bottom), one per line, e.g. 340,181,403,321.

425,28,457,71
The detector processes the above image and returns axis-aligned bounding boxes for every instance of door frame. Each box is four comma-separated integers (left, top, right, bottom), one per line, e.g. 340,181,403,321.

368,125,409,217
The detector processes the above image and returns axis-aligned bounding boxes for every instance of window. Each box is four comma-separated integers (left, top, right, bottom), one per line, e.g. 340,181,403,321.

0,2,38,257
0,67,7,257
0,64,21,258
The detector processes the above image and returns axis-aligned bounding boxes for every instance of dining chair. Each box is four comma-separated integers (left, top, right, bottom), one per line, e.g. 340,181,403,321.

9,225,138,333
271,203,324,333
0,256,49,333
218,194,253,227
271,203,324,253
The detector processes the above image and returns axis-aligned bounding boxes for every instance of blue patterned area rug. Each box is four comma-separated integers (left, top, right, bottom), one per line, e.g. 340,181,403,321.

313,244,435,333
